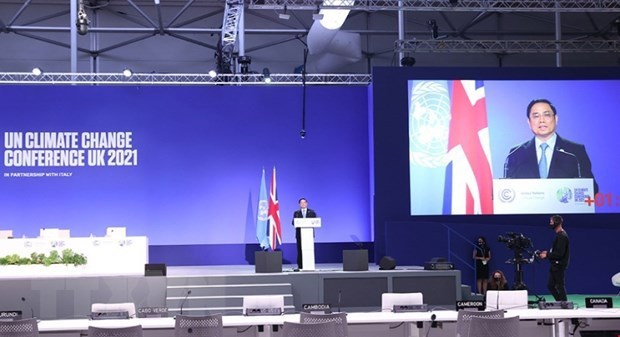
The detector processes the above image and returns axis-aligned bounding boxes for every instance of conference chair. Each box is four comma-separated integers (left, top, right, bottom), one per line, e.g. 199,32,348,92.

467,316,520,337
455,310,504,337
0,318,39,337
381,292,424,312
300,312,348,337
485,290,528,310
611,272,620,295
283,321,337,337
87,325,143,337
174,314,224,337
91,303,136,319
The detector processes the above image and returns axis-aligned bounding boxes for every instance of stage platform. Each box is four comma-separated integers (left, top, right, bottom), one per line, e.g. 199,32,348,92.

0,263,461,319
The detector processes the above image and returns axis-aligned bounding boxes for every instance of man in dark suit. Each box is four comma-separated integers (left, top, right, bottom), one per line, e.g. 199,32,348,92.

292,198,317,271
504,98,598,194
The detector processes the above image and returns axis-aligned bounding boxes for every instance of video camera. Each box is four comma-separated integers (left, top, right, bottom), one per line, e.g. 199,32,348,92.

498,232,533,251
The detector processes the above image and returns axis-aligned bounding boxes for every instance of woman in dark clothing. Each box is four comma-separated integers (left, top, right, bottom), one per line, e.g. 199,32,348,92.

473,236,491,294
487,270,510,291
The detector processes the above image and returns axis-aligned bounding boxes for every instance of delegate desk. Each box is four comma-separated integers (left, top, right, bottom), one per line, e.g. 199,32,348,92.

0,236,148,277
36,308,620,337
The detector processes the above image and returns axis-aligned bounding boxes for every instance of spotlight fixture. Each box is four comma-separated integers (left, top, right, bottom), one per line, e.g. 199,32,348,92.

428,19,439,39
238,56,252,74
76,0,90,35
262,67,272,83
31,67,43,76
208,69,217,78
300,129,306,139
400,56,416,67
122,68,133,77
278,5,291,20
312,6,324,20
615,18,620,37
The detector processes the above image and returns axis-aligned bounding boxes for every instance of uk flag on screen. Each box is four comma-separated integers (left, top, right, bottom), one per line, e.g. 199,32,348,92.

445,80,494,214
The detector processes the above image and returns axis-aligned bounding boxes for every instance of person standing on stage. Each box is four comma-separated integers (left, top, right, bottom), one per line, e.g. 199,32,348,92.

539,215,570,301
473,236,491,294
292,198,317,271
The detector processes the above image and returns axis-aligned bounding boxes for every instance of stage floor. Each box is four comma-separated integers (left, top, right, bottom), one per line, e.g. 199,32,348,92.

166,263,425,277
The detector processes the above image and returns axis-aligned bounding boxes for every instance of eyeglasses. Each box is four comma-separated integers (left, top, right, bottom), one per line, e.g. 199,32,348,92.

530,111,555,120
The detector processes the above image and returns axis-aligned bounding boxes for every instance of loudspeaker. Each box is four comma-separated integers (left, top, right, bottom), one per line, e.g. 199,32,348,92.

343,249,368,271
379,256,396,270
145,263,167,276
255,251,282,273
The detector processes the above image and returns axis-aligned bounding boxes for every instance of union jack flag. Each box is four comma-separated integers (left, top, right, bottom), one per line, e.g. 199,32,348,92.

446,80,494,214
268,167,282,249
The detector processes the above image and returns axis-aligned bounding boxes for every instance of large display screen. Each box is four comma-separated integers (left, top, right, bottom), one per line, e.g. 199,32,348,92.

408,79,618,215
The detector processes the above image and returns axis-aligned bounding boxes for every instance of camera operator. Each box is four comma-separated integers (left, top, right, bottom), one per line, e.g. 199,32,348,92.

539,215,570,301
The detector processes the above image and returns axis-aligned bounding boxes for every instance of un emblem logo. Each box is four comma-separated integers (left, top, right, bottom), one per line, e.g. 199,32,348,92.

556,187,573,204
498,188,516,203
409,81,451,168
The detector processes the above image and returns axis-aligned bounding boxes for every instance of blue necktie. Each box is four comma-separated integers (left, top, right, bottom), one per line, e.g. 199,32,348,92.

539,143,549,179
302,209,306,218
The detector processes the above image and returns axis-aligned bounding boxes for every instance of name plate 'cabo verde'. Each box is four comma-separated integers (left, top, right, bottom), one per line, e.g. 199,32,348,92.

137,307,169,318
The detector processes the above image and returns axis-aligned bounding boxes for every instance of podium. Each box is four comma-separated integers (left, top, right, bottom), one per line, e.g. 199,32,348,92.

493,178,595,214
293,217,321,271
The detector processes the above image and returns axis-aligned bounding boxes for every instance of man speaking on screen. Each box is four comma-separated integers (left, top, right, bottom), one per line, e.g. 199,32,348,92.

503,98,598,194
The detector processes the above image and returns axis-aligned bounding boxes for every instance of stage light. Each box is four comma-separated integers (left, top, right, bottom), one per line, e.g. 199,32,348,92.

76,0,89,36
262,68,272,83
238,56,251,74
400,56,416,67
31,67,43,76
312,6,324,21
428,19,439,39
278,6,290,20
122,68,133,77
208,69,217,78
449,0,458,5
615,18,620,37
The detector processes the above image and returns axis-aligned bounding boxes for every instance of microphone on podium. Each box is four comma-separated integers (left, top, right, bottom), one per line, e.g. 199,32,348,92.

21,297,35,319
503,142,526,178
556,148,582,177
179,290,192,315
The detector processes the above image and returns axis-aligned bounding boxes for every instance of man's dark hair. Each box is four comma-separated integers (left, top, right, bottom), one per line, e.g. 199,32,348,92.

298,198,307,204
551,214,564,227
526,98,557,118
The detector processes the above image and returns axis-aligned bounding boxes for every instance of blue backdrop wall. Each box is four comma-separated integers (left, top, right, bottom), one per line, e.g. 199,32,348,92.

0,85,371,265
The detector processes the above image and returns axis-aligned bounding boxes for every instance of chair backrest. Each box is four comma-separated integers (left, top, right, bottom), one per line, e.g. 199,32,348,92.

468,316,520,337
91,303,136,318
380,293,423,312
300,312,348,337
485,290,528,310
283,321,337,337
242,295,284,315
174,314,223,337
87,325,142,337
456,310,504,337
0,318,39,337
